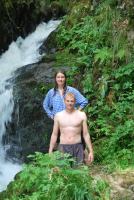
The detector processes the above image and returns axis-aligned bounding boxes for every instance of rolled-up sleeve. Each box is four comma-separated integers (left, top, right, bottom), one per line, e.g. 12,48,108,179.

43,90,53,118
69,87,88,109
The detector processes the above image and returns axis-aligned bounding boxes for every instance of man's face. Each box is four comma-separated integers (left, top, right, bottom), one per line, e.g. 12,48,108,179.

64,95,75,111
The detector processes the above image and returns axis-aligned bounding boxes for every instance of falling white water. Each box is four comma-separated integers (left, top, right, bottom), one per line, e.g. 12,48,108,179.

0,20,61,192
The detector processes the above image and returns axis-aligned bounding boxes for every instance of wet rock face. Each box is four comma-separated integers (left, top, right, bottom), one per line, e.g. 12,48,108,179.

4,62,57,162
0,2,66,53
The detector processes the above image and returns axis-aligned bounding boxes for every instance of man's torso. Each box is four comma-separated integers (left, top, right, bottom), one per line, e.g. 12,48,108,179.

57,110,84,144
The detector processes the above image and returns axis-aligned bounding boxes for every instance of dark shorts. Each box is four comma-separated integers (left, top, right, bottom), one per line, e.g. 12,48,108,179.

58,143,84,164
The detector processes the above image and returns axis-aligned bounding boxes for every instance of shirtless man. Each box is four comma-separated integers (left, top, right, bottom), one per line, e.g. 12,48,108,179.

49,92,94,164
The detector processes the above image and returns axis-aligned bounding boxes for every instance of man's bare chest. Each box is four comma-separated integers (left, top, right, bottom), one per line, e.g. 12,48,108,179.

59,114,82,128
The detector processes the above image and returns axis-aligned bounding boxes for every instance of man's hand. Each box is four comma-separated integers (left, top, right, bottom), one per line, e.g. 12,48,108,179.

48,148,52,154
84,149,94,165
87,152,94,164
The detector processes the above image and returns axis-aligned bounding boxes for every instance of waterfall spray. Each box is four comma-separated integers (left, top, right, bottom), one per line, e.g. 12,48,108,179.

0,20,61,192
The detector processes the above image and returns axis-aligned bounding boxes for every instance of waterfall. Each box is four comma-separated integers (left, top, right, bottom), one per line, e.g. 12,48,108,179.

0,20,61,192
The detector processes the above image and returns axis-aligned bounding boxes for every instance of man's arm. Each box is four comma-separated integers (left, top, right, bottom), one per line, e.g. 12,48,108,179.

82,112,94,163
49,115,59,153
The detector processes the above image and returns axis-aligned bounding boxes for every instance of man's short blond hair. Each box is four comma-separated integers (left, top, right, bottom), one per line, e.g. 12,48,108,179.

65,92,76,100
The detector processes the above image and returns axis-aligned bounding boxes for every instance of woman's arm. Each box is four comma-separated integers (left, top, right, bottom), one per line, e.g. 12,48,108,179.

43,90,53,119
69,87,88,109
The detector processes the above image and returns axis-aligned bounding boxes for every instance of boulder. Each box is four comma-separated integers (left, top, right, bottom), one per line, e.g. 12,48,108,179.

4,62,57,162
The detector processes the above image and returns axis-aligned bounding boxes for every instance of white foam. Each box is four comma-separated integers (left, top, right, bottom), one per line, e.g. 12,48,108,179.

0,20,61,192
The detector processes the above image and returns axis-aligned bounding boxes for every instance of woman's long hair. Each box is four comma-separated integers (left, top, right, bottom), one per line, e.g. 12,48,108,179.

54,70,67,95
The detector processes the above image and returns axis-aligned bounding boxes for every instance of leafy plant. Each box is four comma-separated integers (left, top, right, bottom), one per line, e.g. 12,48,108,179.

0,152,110,200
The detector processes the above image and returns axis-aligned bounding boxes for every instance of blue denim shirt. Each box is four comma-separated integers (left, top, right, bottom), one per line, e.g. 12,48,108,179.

43,86,88,119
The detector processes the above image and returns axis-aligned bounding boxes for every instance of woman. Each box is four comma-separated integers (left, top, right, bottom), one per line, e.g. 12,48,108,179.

43,69,88,119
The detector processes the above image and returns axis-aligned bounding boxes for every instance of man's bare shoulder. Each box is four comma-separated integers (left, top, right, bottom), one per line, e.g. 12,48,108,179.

55,110,65,119
77,110,87,120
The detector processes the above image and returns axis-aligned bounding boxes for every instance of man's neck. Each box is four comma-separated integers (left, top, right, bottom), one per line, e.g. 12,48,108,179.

65,108,75,114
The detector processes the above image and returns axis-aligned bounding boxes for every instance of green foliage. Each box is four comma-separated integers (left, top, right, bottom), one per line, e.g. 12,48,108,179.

55,0,134,171
55,50,77,67
37,82,53,95
63,1,91,27
93,178,110,200
0,152,110,200
94,48,113,64
113,62,134,80
82,72,93,95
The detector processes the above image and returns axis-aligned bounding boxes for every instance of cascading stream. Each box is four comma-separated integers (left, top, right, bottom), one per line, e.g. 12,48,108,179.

0,20,61,192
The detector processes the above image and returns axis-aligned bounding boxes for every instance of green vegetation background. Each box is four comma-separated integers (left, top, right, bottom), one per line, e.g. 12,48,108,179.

55,0,134,171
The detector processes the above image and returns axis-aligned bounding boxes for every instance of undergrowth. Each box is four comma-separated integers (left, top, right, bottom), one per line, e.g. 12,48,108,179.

0,152,110,200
